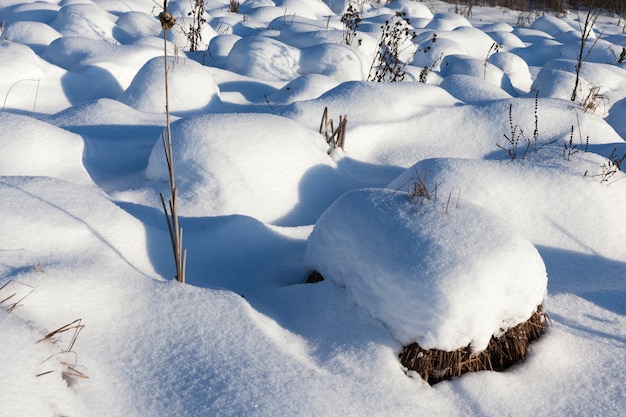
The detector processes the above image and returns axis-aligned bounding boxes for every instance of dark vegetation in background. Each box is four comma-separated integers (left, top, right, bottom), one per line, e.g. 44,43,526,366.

442,0,625,15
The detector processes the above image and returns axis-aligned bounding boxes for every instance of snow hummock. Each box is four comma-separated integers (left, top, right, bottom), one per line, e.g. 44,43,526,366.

120,56,222,114
304,188,547,351
145,112,343,224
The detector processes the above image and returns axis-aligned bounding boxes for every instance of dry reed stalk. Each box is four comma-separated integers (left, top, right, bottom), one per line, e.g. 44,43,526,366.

159,1,187,283
319,107,348,150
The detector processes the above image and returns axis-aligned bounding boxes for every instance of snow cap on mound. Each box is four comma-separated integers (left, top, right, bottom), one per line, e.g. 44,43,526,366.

120,56,221,114
305,188,548,351
145,113,339,225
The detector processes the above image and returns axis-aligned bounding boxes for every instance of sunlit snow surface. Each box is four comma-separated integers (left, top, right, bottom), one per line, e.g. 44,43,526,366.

1,0,625,416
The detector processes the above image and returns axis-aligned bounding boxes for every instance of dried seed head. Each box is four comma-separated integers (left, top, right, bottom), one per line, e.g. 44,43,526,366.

159,11,176,30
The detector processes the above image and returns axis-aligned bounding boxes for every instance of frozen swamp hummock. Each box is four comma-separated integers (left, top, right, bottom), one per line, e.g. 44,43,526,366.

305,187,549,382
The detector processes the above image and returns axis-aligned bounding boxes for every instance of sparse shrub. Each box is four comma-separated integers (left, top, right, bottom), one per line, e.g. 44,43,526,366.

1,281,88,384
419,52,443,83
497,93,555,160
497,103,531,160
341,5,362,46
586,147,626,184
2,78,41,116
562,124,589,161
368,12,417,83
229,0,240,13
187,0,206,52
451,0,474,18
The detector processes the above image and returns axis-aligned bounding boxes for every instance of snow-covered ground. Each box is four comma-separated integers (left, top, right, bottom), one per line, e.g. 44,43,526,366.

1,0,625,415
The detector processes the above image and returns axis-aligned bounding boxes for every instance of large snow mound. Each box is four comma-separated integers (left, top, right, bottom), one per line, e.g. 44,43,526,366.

305,188,548,351
145,113,341,225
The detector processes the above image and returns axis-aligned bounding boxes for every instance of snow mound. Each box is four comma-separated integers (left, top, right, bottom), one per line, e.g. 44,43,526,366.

425,13,472,31
120,56,221,114
440,55,516,96
50,3,118,42
0,176,158,277
385,0,434,19
1,21,61,54
489,51,533,94
533,59,626,107
389,149,626,260
0,113,92,186
266,73,340,105
227,36,301,81
305,188,547,351
145,113,340,225
440,74,512,103
0,41,69,113
283,81,460,126
299,43,366,82
115,11,162,39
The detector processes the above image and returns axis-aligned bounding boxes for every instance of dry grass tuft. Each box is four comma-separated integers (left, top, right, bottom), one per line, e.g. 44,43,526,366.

0,280,34,313
399,305,550,385
36,319,88,385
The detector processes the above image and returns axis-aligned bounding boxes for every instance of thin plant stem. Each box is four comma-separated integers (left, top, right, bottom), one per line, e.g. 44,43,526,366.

159,0,186,283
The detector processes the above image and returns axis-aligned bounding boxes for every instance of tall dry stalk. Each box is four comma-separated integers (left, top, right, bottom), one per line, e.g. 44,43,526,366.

159,1,187,283
571,5,601,102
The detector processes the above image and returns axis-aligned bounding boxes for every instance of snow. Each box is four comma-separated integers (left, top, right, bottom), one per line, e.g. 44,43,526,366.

1,0,625,416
